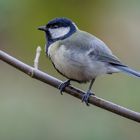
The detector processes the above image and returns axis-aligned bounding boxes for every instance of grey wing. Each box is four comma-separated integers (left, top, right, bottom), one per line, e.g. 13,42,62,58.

87,34,125,66
62,30,125,66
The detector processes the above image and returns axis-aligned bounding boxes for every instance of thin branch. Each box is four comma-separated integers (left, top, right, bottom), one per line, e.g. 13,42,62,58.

34,46,41,69
0,50,140,123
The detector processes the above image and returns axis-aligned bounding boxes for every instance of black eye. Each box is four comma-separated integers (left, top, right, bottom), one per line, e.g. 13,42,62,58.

48,23,60,29
53,24,59,28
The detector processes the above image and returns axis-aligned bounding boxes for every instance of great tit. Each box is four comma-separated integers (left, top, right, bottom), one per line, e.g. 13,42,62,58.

38,17,140,105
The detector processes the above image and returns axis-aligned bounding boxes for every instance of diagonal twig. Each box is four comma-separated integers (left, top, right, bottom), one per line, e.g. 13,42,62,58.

0,50,140,123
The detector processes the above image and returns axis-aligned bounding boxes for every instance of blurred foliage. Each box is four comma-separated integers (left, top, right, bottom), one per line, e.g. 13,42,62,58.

0,0,140,140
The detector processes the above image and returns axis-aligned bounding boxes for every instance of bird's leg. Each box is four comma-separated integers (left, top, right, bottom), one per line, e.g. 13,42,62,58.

82,79,95,106
58,79,71,95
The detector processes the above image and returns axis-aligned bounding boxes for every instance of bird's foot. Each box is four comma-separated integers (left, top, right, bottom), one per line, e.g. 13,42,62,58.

82,91,95,106
58,80,71,95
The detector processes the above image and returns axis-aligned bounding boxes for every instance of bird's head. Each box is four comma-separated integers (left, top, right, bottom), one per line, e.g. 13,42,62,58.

38,17,77,44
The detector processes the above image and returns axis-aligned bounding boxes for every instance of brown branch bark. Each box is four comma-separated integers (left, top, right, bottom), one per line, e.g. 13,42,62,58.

0,50,140,123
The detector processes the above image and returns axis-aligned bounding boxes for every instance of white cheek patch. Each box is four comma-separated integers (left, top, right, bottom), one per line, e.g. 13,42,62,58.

49,27,70,39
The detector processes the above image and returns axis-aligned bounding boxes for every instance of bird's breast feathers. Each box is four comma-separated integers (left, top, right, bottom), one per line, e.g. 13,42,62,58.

48,42,90,81
47,37,111,82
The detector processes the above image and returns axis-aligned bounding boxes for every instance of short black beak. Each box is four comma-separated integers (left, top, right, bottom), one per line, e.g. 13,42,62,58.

38,26,46,31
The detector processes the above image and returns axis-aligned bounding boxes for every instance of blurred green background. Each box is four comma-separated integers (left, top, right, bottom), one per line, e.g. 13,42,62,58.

0,0,140,140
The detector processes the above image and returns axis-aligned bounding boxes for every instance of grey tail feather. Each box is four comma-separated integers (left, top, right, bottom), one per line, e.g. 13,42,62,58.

115,65,140,77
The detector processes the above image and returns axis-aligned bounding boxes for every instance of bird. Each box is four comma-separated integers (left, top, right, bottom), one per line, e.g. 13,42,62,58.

38,17,140,105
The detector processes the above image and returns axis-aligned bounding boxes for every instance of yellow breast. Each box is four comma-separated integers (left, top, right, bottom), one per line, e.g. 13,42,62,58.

48,41,68,76
48,41,60,58
47,41,91,82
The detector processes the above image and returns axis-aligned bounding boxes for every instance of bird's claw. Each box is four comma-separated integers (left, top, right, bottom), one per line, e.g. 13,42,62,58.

82,91,95,106
58,80,70,94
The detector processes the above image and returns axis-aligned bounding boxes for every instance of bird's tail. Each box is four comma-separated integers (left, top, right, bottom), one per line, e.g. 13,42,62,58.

115,65,140,77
